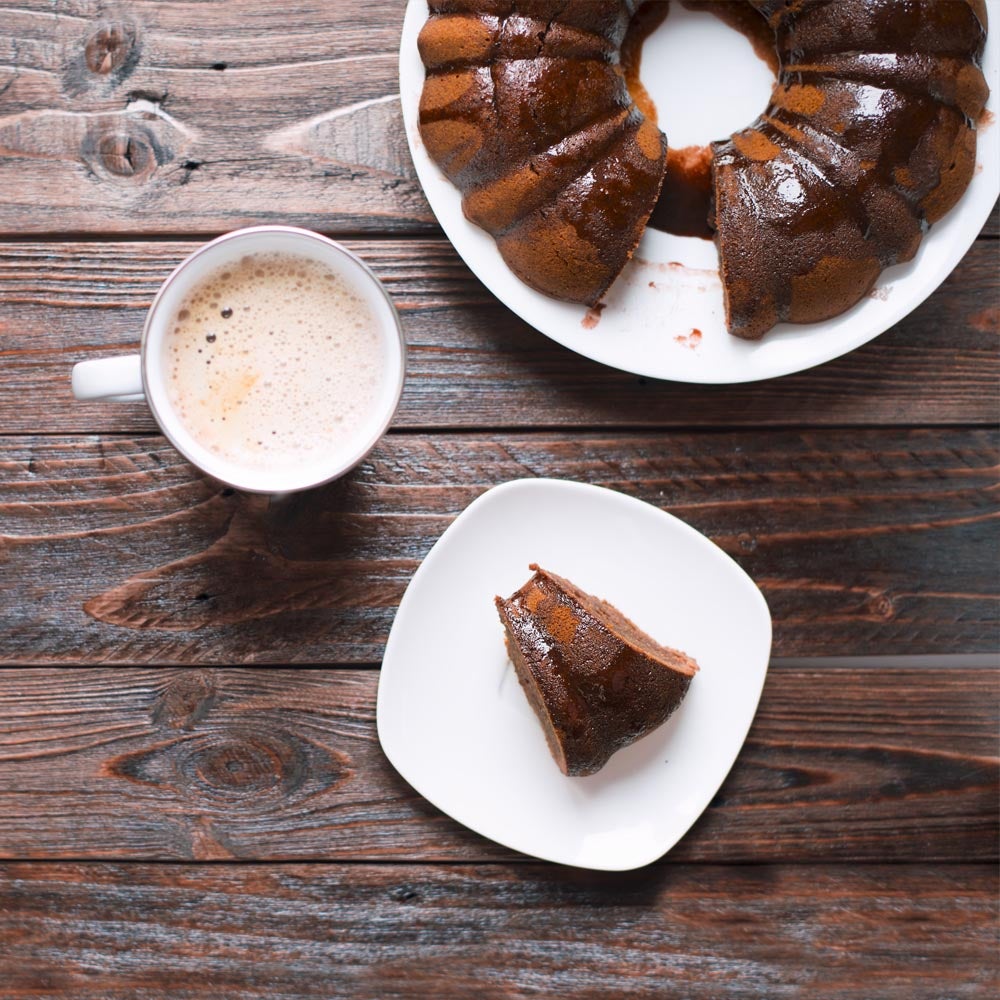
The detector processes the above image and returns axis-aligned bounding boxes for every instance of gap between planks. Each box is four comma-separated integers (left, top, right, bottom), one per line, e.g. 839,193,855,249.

0,231,996,244
3,422,999,437
0,858,990,867
0,657,996,671
0,230,441,244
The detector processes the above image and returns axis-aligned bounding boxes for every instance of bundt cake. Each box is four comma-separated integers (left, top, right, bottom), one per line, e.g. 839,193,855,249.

418,0,667,305
495,564,698,776
713,0,990,338
418,0,989,340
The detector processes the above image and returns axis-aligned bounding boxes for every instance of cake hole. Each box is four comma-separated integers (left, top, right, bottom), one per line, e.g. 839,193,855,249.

627,1,778,238
628,1,776,148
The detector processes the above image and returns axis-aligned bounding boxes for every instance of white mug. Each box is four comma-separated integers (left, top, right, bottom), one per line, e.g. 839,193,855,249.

72,226,406,494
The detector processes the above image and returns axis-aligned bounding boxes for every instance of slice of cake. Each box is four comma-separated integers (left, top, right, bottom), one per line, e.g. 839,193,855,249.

495,565,699,777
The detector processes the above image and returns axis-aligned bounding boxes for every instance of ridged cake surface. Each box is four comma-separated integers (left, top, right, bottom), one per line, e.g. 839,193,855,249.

418,0,668,306
419,0,990,339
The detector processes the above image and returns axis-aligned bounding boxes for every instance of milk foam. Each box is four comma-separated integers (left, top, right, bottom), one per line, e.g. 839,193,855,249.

164,251,388,473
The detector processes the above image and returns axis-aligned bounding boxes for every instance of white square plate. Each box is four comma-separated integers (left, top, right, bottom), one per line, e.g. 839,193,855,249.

376,479,772,870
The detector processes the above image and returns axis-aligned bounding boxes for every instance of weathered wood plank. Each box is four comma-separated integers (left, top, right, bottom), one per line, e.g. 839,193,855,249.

979,199,999,236
0,1,432,233
0,862,995,999
1,430,996,662
0,238,997,432
984,201,999,236
0,667,994,863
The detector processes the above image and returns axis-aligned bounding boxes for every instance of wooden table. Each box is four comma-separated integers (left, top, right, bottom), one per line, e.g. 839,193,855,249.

1,3,997,996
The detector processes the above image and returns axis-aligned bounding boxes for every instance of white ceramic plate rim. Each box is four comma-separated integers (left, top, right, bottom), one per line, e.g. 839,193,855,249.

399,0,1000,383
376,478,773,870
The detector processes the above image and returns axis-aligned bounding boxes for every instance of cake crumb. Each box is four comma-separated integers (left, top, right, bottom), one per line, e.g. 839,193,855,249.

581,303,606,329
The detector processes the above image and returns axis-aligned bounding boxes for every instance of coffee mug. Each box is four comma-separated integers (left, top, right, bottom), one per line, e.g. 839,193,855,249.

72,226,406,493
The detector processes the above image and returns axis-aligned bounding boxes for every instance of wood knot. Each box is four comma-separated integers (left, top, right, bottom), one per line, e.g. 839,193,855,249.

95,131,156,178
867,593,896,620
969,305,999,335
108,727,352,817
152,670,219,730
176,729,350,812
194,734,295,798
390,885,421,904
85,22,138,77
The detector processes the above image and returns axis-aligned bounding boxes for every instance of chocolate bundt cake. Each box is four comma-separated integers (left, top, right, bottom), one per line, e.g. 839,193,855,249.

418,1,989,340
713,0,990,338
418,0,667,305
495,565,698,776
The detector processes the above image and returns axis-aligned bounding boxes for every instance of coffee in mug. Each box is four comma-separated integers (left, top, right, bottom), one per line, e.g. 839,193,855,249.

164,251,386,473
71,227,406,493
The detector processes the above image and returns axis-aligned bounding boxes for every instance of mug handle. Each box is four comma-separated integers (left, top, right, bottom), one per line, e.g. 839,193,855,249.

72,355,145,402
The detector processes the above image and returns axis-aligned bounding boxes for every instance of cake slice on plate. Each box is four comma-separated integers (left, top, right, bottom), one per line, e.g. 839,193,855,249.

495,565,698,777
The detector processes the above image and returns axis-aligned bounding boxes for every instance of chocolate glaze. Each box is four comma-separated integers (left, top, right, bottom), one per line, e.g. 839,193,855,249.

621,1,670,126
713,0,989,338
418,0,990,336
650,145,715,239
581,302,606,329
418,1,667,306
495,564,698,777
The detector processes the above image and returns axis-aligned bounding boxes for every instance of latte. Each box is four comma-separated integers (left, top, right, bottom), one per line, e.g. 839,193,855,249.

164,251,389,473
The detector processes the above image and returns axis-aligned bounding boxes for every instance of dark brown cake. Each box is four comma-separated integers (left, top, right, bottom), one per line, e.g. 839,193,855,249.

495,564,698,776
418,0,668,305
418,0,989,339
712,0,990,339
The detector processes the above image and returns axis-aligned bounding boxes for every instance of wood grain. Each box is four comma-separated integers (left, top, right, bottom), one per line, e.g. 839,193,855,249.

0,667,995,863
2,3,997,990
0,238,998,433
0,1,432,234
1,429,997,662
0,862,996,999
